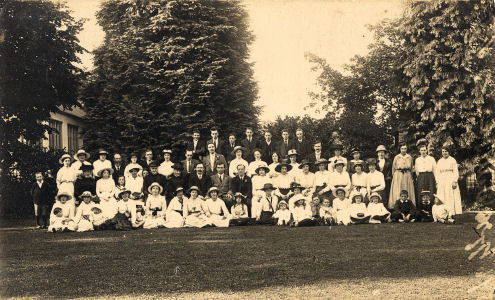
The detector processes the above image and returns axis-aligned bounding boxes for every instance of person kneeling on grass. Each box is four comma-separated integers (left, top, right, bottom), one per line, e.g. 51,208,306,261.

48,192,76,232
230,193,253,226
291,195,317,227
272,200,292,226
143,183,167,229
165,187,187,228
319,198,335,225
74,191,97,232
205,187,231,227
415,190,434,222
366,192,390,224
391,190,416,223
333,188,351,226
184,186,213,228
349,192,370,224
432,195,455,224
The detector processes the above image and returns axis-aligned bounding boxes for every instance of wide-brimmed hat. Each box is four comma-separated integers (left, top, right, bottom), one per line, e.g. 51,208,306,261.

433,194,444,204
79,164,94,172
59,154,73,165
287,149,298,156
277,200,288,209
275,159,293,173
259,183,276,191
376,145,387,152
97,167,114,177
56,191,72,201
118,189,132,199
366,158,377,166
188,186,200,193
290,182,305,191
298,159,312,169
78,191,95,199
172,163,184,171
332,143,344,150
73,149,91,160
127,163,142,172
233,192,246,200
207,186,219,196
231,145,247,156
291,194,306,204
97,149,109,155
175,187,184,194
350,148,361,155
369,192,382,202
315,158,329,166
131,192,144,200
351,192,363,202
255,162,270,174
353,160,365,169
333,158,345,167
333,187,347,197
147,182,164,194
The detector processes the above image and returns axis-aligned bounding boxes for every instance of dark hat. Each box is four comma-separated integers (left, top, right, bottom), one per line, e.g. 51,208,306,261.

275,159,293,173
149,160,159,168
298,159,312,169
416,138,428,148
255,162,270,174
118,189,132,199
260,183,276,191
131,192,143,200
79,164,94,171
290,182,305,191
172,163,183,171
315,158,329,166
333,187,347,198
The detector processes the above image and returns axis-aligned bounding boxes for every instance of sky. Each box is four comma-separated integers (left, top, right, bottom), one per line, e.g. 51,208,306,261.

63,0,405,121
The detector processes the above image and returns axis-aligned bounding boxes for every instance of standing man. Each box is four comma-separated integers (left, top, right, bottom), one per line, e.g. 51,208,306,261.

187,129,205,161
241,127,257,163
258,131,277,163
224,133,239,163
207,127,226,156
278,129,293,159
112,153,126,182
376,145,392,206
307,141,325,172
188,163,212,196
202,142,227,177
294,128,312,159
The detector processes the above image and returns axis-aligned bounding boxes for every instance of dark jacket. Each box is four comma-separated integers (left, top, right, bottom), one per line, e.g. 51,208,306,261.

377,158,393,181
394,199,416,215
181,159,200,175
112,163,126,182
74,177,97,199
166,174,187,201
143,173,167,196
258,140,277,163
223,141,240,163
240,137,258,162
188,172,212,196
186,139,206,160
277,139,295,160
231,175,253,204
294,138,312,160
31,181,54,205
210,173,232,196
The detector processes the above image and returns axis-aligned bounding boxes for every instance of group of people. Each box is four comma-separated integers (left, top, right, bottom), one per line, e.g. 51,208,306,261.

30,127,462,232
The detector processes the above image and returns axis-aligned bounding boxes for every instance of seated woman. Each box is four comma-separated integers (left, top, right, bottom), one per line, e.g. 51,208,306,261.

165,187,187,228
230,193,252,226
143,183,167,229
332,187,351,225
184,186,212,228
49,192,76,231
205,187,231,227
96,168,117,219
74,191,97,232
367,192,391,224
349,192,370,224
291,195,317,226
273,160,294,203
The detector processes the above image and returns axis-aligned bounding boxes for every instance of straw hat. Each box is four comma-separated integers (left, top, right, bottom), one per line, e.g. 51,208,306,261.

56,191,72,201
118,189,132,199
78,191,95,199
73,149,90,160
298,159,312,169
369,192,382,202
376,145,387,152
97,167,114,177
147,182,164,194
59,154,73,165
231,145,247,156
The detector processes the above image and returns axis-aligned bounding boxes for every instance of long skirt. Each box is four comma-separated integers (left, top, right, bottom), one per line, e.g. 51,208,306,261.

164,210,184,228
437,179,462,214
209,214,230,227
184,213,212,228
389,171,416,208
417,172,436,196
143,215,166,229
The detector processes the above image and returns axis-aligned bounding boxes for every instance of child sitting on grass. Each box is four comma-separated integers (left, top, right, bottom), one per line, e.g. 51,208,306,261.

230,193,252,226
432,195,455,224
272,200,292,226
319,198,335,225
333,188,351,226
391,190,416,223
291,195,317,227
74,191,96,232
131,192,146,228
349,193,370,224
415,190,434,222
91,207,107,230
366,192,390,224
310,196,321,221
47,207,66,232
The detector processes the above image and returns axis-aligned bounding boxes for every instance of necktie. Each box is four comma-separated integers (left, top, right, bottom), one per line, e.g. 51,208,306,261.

220,175,223,182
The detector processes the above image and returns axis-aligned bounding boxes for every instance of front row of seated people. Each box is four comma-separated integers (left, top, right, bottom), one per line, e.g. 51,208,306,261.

48,179,454,232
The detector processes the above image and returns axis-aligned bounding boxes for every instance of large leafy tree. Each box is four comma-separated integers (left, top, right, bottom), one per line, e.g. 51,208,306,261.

82,0,260,156
401,0,495,169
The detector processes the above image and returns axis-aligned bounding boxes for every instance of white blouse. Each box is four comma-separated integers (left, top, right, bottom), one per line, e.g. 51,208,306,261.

158,161,174,177
415,155,436,173
366,171,385,192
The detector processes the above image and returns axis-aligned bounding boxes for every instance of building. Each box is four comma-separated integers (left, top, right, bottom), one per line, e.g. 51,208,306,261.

42,106,85,154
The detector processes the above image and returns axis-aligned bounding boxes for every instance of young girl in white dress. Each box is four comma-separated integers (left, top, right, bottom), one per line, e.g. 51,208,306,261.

432,195,455,224
184,186,212,228
165,187,187,228
367,192,391,224
319,198,335,225
333,188,351,225
272,200,292,226
143,183,167,229
349,192,370,224
205,187,231,227
74,191,96,232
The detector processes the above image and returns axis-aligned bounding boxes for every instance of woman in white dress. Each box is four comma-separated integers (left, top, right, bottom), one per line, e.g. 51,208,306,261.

296,159,315,197
251,162,272,201
143,182,167,228
229,146,249,178
56,154,77,210
165,187,188,228
184,186,212,228
205,187,231,227
269,152,280,179
435,144,462,214
96,168,117,219
158,149,174,178
287,149,300,178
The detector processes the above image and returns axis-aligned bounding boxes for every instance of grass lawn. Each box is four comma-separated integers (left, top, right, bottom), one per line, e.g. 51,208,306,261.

1,217,494,299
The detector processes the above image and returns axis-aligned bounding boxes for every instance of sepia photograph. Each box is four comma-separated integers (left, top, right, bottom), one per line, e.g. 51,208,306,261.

1,0,494,298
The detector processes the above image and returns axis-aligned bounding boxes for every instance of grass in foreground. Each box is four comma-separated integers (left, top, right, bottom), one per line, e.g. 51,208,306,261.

0,218,493,299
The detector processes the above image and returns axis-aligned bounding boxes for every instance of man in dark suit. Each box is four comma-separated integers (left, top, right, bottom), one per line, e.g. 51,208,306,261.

231,164,253,213
187,129,206,161
307,141,327,172
143,161,167,197
112,153,126,182
240,127,258,162
258,131,277,163
206,127,226,156
376,145,393,207
181,150,200,176
202,142,228,177
294,128,312,159
142,149,154,172
188,163,212,196
277,129,294,159
223,133,239,163
31,171,55,229
210,162,233,209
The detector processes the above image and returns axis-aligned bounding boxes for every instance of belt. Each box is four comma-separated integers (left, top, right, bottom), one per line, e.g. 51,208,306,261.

173,209,183,214
334,185,346,188
355,186,365,192
397,168,411,173
370,185,380,189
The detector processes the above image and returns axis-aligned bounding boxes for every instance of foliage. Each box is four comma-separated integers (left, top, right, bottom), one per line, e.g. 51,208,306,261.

400,0,495,170
81,0,260,157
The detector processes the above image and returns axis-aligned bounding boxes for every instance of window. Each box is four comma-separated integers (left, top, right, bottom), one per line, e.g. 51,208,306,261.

68,124,79,154
49,119,62,150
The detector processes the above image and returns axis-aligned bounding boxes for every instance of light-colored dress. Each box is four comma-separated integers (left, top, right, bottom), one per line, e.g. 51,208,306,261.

435,156,462,214
273,209,292,225
205,198,231,227
125,176,143,194
231,203,249,219
49,201,76,231
158,160,174,178
97,178,117,219
351,172,368,198
74,201,95,232
184,198,212,228
165,196,187,228
143,194,167,229
268,163,279,178
296,171,315,197
252,174,271,199
56,166,77,197
389,154,415,208
333,198,351,225
93,159,112,178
